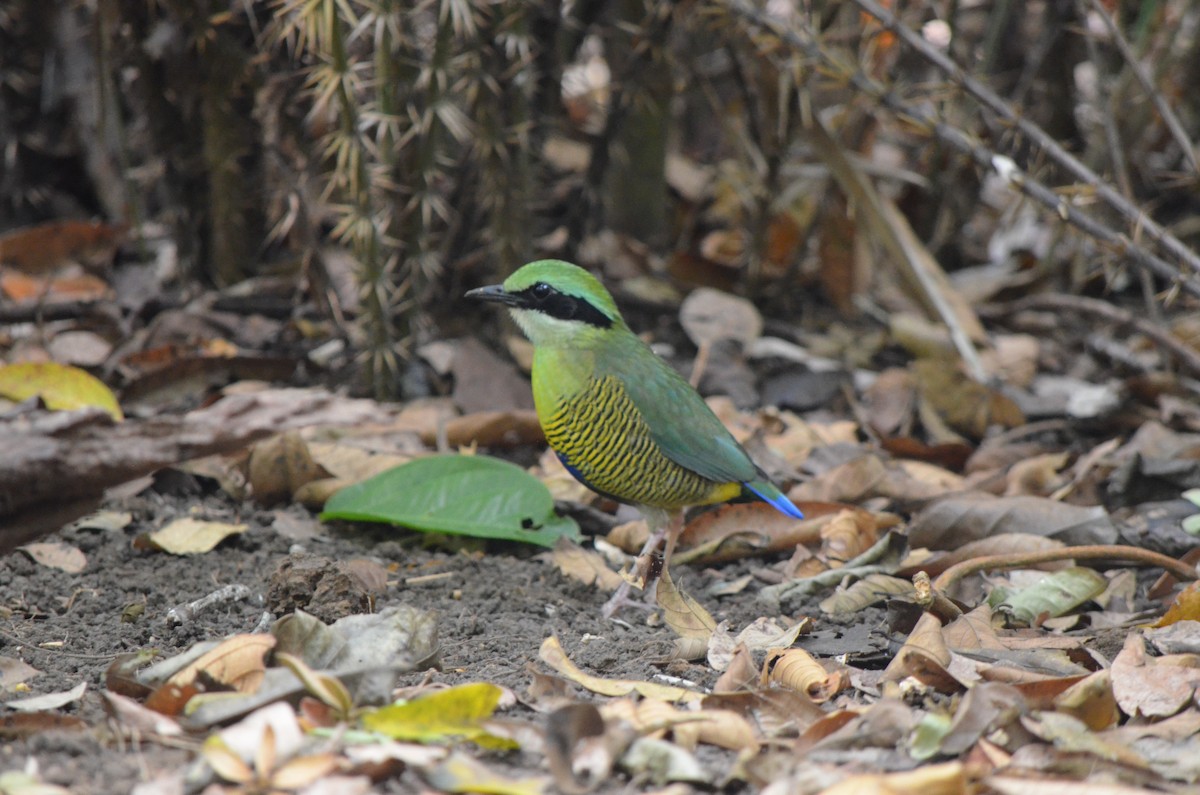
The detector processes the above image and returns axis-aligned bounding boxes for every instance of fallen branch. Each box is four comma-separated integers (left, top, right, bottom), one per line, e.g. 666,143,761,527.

0,388,394,554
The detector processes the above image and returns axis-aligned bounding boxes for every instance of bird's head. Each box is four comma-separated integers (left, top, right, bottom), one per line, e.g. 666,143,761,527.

466,260,625,347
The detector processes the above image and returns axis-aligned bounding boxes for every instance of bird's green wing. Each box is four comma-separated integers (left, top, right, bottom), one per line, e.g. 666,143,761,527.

608,337,759,485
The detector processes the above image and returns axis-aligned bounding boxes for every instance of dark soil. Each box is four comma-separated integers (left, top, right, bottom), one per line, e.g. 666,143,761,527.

0,478,849,793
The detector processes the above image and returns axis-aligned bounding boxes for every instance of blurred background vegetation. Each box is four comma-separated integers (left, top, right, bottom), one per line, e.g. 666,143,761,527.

1,0,1198,398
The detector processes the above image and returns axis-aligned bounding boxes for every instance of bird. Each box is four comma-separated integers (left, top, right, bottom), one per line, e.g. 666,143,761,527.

466,259,803,615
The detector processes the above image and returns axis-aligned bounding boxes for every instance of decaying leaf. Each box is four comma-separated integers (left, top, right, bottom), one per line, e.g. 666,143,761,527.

1111,633,1200,718
544,538,624,590
139,517,249,555
4,681,88,712
909,493,1118,551
656,570,717,647
17,542,87,574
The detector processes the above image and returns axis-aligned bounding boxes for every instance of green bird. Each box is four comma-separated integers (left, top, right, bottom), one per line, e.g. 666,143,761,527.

466,260,803,613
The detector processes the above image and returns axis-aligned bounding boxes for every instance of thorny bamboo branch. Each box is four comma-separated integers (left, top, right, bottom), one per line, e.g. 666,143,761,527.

1085,0,1199,176
720,0,1200,299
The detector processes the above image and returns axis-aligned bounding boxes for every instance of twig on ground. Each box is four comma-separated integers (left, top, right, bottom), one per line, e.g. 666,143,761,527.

980,293,1200,379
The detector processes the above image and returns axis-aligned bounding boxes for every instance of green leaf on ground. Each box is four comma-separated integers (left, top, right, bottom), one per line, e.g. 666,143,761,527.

321,454,580,548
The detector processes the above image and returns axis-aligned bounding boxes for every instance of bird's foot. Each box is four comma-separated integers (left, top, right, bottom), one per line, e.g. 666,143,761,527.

601,551,665,619
600,580,658,619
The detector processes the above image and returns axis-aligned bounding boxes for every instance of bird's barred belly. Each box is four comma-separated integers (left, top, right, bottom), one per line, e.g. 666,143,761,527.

541,376,732,509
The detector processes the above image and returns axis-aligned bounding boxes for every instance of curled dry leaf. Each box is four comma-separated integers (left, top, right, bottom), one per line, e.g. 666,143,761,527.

882,612,963,693
765,648,849,703
248,430,329,506
819,761,969,795
424,410,545,449
712,644,759,693
705,689,824,738
819,574,914,616
1003,452,1071,497
1054,669,1119,731
102,692,183,737
820,509,878,564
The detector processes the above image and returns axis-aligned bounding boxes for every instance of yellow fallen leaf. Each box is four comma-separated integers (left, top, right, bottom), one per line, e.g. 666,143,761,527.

362,682,516,749
143,518,248,555
539,636,701,704
425,750,547,795
0,361,122,420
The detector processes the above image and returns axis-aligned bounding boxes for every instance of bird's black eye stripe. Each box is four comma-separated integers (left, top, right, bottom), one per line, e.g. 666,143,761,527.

515,285,613,328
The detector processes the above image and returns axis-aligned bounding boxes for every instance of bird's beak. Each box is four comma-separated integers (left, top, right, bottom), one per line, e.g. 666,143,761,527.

465,284,522,307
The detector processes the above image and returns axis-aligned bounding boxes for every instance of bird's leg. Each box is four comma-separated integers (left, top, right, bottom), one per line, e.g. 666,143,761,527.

601,507,679,619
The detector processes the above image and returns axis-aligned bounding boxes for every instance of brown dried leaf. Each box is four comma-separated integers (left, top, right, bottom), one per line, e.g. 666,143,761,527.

430,410,545,448
679,288,762,348
862,367,916,437
0,657,41,689
0,220,124,274
883,612,963,693
913,359,1025,439
909,493,1117,551
1152,580,1200,627
656,570,716,644
712,644,759,693
167,634,276,694
248,431,329,506
1110,633,1200,718
675,502,819,565
1054,669,1119,730
545,538,624,591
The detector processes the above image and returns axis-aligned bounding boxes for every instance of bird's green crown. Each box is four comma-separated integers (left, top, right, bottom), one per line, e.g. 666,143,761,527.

503,260,622,325
467,260,627,347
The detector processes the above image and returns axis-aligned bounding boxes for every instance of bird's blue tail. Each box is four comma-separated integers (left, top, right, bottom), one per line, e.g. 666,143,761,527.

745,482,805,519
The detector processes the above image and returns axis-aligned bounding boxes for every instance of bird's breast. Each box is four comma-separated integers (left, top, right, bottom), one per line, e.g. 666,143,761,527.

537,373,739,509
